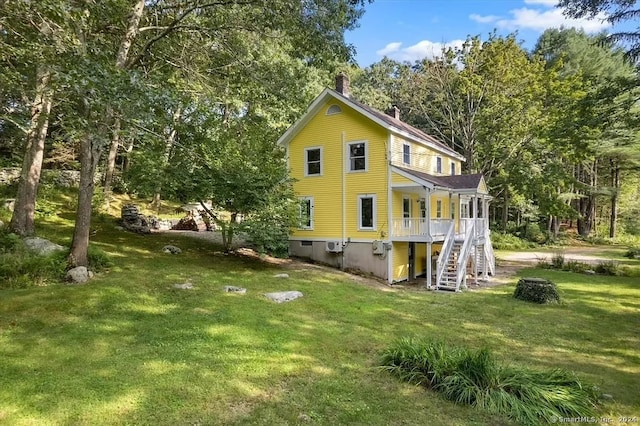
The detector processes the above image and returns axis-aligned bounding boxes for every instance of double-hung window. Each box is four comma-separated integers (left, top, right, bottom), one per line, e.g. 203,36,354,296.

451,201,456,220
305,147,322,176
435,156,442,174
348,142,367,172
298,197,313,229
402,143,411,165
358,194,376,230
436,200,442,219
450,162,456,175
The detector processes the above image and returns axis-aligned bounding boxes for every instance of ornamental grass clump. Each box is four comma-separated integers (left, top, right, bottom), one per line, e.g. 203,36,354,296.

380,338,599,425
514,278,560,304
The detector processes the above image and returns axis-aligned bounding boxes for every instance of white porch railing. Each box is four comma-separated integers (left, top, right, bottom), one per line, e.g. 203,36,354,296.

391,218,454,238
456,221,475,291
435,221,455,289
460,218,486,240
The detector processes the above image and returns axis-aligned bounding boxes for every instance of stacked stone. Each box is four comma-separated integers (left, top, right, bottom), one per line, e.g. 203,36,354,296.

120,204,151,234
172,208,207,232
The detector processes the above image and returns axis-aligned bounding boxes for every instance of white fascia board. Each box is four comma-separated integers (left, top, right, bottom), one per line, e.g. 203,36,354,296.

389,129,466,162
277,88,335,147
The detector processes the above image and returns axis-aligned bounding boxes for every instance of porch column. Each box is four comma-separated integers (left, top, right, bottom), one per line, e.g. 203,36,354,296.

426,242,432,289
425,186,431,238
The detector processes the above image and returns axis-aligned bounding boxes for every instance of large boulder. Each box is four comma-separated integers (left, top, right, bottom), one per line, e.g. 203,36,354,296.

24,237,65,255
120,204,151,234
66,266,92,284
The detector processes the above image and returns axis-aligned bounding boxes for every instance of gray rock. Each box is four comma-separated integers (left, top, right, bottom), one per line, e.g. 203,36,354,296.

2,198,15,212
114,225,124,231
174,283,193,290
601,393,613,400
66,266,91,284
274,273,289,278
585,270,596,275
162,245,182,254
224,285,247,294
24,237,65,255
264,291,303,303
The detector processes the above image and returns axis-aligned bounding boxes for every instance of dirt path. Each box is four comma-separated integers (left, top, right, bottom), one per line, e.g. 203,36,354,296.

498,246,616,264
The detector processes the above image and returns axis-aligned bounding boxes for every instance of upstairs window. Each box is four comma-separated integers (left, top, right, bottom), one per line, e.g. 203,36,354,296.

348,141,367,172
358,194,376,230
402,143,411,165
298,197,313,229
305,147,322,176
450,162,456,175
435,156,442,174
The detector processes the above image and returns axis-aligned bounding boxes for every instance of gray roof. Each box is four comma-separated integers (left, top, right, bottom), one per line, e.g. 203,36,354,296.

395,166,484,190
331,89,457,157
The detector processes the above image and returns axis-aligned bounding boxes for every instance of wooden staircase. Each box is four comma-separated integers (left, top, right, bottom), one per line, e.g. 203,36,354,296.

437,240,463,291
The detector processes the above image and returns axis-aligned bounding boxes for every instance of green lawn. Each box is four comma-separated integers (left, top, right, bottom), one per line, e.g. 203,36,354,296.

0,209,639,425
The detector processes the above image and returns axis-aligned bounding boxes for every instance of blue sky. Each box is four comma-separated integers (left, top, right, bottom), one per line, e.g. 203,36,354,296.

345,0,613,66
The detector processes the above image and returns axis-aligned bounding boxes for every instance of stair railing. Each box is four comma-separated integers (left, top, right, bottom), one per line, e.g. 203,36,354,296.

484,228,496,276
435,221,455,288
455,220,475,291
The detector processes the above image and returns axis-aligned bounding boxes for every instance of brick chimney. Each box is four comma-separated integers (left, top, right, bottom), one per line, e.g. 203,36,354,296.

386,105,400,120
335,73,350,98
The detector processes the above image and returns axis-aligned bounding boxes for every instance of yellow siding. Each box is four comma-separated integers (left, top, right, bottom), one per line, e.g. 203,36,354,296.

288,99,389,240
415,243,427,275
430,194,453,219
393,242,408,281
391,171,414,184
390,135,462,176
478,177,488,193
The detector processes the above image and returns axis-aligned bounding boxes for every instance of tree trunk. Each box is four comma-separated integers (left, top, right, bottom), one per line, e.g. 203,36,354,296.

152,105,182,208
501,188,509,231
68,135,102,267
609,161,620,238
103,0,146,199
9,67,53,236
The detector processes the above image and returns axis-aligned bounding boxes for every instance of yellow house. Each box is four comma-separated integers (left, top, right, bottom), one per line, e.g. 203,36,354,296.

277,74,495,290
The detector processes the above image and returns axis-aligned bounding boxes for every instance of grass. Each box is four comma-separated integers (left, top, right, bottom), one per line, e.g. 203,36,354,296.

0,195,639,424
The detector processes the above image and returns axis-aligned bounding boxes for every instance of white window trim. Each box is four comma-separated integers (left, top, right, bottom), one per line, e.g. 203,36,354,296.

304,146,323,177
347,140,368,173
357,194,377,231
435,156,442,174
450,162,456,176
298,196,314,230
451,201,456,220
436,199,442,219
402,143,411,165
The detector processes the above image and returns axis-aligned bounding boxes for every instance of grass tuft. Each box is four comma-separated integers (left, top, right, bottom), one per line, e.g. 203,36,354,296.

380,338,599,425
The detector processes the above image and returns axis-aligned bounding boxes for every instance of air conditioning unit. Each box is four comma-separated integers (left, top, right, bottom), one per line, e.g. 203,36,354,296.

326,241,343,253
372,240,385,255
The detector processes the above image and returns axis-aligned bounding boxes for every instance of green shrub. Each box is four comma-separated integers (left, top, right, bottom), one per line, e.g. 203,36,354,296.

524,222,546,244
380,338,598,425
491,232,534,250
87,245,114,271
551,252,565,269
624,247,640,259
0,247,67,289
514,278,560,304
564,260,590,273
594,260,621,276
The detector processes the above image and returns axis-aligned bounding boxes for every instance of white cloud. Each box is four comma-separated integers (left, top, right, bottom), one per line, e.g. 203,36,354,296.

376,39,465,62
470,14,500,24
470,1,610,34
376,42,402,57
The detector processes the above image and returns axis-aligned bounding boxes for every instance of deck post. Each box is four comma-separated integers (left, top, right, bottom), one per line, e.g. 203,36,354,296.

426,241,432,289
425,186,431,239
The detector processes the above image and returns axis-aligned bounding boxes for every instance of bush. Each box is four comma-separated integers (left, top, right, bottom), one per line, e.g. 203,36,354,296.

624,247,640,259
0,246,67,289
380,338,598,425
514,278,560,304
491,232,534,250
87,245,114,271
524,222,546,244
551,252,565,269
594,260,621,276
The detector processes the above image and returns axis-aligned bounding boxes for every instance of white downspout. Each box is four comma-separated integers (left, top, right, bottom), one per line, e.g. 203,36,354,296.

341,132,346,271
387,135,393,284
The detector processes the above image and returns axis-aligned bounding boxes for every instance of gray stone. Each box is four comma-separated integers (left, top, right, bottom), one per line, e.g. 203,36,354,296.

114,225,124,231
2,198,15,212
224,285,247,294
66,266,91,284
601,393,613,400
174,283,193,290
24,237,65,255
120,204,152,234
585,270,596,275
274,273,289,278
264,291,303,303
162,245,182,254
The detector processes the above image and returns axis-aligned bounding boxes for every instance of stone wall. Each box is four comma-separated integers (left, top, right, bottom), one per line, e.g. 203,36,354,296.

0,168,90,188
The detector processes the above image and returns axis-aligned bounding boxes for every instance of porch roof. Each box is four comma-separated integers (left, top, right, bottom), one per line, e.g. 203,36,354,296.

392,166,488,194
